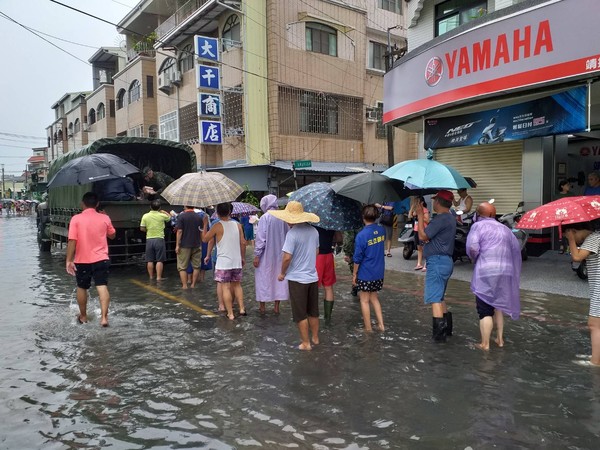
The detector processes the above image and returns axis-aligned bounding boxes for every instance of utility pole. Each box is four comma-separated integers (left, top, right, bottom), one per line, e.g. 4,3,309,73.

1,164,5,198
386,26,400,169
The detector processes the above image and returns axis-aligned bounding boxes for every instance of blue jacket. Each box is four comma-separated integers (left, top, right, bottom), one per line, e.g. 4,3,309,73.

353,223,385,281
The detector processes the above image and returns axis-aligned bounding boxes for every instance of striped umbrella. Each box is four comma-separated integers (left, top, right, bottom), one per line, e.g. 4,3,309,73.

161,171,243,207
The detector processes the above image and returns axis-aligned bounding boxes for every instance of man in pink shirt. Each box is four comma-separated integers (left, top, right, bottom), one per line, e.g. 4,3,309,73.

66,192,116,327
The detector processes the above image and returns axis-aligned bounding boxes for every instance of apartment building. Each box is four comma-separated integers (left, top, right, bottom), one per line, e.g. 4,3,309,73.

46,92,88,163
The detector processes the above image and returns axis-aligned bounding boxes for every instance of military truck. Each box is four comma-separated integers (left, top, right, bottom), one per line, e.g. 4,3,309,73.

38,137,196,265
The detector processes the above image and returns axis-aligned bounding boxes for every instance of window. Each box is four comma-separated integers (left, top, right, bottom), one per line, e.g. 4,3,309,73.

129,79,141,104
378,0,402,14
97,103,105,121
146,75,154,98
148,124,158,138
278,86,362,140
116,89,126,110
159,57,177,79
435,0,487,37
128,125,143,137
222,14,241,51
179,44,194,73
159,111,179,141
375,102,387,139
88,108,96,125
74,118,80,133
68,122,74,137
369,41,387,71
223,87,244,136
306,22,337,57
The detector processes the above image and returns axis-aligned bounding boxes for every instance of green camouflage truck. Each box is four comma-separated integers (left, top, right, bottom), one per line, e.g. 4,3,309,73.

37,137,196,265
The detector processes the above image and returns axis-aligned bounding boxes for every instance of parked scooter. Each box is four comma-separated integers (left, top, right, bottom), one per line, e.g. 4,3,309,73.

478,117,507,145
453,211,475,262
398,222,416,259
498,201,529,261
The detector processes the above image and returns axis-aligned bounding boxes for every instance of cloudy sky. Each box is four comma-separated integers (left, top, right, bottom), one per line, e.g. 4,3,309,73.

0,0,137,176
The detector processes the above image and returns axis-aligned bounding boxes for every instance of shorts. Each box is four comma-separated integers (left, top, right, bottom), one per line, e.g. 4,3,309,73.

288,280,319,323
75,260,110,289
145,238,166,262
476,296,495,319
316,253,336,287
214,268,243,283
356,278,383,292
424,254,454,304
383,225,393,242
177,247,202,272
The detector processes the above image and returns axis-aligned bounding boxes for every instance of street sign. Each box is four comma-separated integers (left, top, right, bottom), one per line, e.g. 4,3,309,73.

293,160,312,168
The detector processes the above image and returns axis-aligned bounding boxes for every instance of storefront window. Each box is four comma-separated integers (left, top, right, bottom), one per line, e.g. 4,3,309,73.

435,0,487,37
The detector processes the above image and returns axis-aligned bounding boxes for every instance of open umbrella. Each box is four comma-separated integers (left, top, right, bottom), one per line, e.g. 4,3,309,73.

161,171,243,207
289,182,362,231
330,172,407,204
383,159,471,190
517,196,600,236
47,153,140,188
210,202,259,219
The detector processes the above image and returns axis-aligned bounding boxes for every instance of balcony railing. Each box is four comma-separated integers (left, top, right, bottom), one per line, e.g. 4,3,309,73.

156,0,212,39
127,42,156,61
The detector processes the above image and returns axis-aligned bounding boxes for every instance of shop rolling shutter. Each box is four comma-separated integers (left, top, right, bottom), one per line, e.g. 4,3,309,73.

435,142,523,215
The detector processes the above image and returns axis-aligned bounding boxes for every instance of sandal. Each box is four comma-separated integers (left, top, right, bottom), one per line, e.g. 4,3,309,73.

386,253,392,257
413,265,423,270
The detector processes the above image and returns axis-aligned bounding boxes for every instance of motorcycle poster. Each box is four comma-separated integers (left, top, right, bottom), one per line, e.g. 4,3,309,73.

423,85,588,149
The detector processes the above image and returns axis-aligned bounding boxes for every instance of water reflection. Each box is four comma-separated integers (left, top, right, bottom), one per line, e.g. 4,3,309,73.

0,216,599,448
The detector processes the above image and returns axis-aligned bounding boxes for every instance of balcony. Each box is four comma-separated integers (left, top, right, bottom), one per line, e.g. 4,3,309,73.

155,0,241,48
127,41,156,62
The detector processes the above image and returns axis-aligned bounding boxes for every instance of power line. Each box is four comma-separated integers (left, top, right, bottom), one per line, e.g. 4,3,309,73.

0,10,90,65
0,131,47,140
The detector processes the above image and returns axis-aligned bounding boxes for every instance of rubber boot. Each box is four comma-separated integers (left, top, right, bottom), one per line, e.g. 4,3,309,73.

432,317,447,342
324,300,334,324
444,312,453,337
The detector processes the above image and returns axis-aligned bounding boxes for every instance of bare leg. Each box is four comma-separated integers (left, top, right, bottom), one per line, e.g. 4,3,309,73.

199,270,205,282
232,282,245,314
493,310,505,347
476,316,493,351
96,285,110,327
216,283,225,311
146,262,154,279
76,288,88,322
589,316,600,366
259,301,266,314
221,282,234,320
274,300,280,314
297,319,312,350
416,246,423,267
190,269,200,288
179,270,188,289
359,291,372,331
369,292,385,331
308,316,319,345
155,262,164,280
324,286,334,302
432,302,445,318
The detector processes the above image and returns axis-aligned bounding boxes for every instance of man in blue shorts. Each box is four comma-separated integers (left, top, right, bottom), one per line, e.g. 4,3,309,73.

416,190,457,342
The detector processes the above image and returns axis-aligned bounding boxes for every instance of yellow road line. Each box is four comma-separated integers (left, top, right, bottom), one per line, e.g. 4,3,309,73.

130,279,217,317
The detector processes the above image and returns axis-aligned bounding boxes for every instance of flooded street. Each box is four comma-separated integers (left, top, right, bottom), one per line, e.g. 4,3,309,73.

1,215,600,449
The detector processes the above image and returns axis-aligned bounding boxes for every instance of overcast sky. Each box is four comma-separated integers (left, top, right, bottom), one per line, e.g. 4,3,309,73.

0,0,137,176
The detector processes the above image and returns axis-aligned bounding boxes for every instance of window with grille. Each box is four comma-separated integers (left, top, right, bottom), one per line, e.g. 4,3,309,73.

97,103,105,121
159,57,177,79
222,15,241,51
435,0,486,37
128,125,143,137
306,22,337,57
116,89,126,110
378,0,402,14
369,42,387,71
278,86,362,140
129,80,141,104
179,44,194,73
88,109,96,125
148,124,158,138
74,118,80,133
375,102,387,139
159,111,179,141
223,88,244,136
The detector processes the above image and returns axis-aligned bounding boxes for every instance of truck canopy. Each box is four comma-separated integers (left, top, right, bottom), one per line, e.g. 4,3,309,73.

47,137,196,208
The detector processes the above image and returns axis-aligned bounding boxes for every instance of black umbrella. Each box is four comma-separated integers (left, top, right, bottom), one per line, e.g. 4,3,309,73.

330,172,407,204
47,153,140,189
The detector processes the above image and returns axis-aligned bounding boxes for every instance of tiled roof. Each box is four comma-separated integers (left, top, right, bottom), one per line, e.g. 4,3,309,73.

28,156,46,163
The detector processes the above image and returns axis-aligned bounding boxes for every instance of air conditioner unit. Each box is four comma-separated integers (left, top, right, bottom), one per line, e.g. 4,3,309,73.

158,74,172,94
171,70,182,86
82,122,89,132
365,108,379,122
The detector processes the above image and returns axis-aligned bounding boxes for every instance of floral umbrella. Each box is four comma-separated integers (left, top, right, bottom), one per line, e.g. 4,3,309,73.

210,202,259,219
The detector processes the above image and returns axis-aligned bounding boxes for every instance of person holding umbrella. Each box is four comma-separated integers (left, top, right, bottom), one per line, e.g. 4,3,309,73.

565,221,600,366
416,190,457,342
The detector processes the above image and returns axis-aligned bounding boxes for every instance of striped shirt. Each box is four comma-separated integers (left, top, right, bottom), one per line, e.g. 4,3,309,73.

581,231,600,317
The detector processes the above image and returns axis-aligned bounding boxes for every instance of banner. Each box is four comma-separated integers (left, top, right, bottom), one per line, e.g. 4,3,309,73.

423,85,588,149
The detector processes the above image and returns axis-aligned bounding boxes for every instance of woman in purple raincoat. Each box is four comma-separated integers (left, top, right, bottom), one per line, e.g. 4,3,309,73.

253,194,290,314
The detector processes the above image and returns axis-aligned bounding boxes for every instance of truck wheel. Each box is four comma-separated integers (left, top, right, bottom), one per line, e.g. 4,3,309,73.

577,261,588,280
403,243,414,260
521,248,528,261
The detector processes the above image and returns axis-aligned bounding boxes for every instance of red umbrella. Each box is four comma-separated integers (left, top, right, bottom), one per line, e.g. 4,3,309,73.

517,195,600,237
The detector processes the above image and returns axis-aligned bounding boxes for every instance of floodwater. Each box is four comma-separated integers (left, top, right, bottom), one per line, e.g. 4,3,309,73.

1,215,600,449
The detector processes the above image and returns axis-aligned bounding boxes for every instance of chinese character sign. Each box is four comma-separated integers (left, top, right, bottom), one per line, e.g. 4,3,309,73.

198,93,221,117
197,65,221,90
194,36,219,62
199,120,223,145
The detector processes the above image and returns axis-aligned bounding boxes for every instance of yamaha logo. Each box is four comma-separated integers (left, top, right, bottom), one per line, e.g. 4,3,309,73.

425,57,443,87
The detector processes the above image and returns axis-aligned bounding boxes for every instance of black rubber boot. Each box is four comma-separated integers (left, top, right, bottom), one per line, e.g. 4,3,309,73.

444,312,453,336
324,300,334,324
432,317,448,342
351,285,358,297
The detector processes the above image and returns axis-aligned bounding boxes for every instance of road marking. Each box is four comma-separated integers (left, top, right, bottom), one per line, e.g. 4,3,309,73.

130,279,217,317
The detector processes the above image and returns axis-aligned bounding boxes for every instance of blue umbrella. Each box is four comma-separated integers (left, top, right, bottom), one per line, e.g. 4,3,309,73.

289,182,362,231
382,159,471,190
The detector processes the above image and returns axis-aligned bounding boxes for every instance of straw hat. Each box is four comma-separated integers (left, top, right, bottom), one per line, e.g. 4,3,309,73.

268,200,320,224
